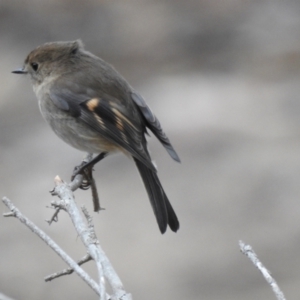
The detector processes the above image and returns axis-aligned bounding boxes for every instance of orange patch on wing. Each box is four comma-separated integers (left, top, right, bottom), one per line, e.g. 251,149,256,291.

86,98,100,111
115,117,124,131
93,112,105,129
112,108,135,129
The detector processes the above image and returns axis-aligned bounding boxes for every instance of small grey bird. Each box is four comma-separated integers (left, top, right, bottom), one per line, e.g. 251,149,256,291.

12,40,180,233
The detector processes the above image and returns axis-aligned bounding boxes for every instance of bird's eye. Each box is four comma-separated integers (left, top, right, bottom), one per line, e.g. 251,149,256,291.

31,62,39,71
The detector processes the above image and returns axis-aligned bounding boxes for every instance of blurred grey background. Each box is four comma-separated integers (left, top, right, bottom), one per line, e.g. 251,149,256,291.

1,0,300,299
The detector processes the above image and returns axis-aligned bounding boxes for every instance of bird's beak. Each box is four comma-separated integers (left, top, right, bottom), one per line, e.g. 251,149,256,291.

12,67,28,74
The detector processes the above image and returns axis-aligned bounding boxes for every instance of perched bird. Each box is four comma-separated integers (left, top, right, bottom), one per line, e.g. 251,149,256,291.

12,40,180,233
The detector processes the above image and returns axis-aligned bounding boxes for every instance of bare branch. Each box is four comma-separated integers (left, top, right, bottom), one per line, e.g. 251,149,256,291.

52,175,132,300
2,153,132,300
2,197,101,295
239,240,286,300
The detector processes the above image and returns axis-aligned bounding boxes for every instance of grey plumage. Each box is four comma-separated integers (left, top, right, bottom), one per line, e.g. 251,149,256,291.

12,40,180,233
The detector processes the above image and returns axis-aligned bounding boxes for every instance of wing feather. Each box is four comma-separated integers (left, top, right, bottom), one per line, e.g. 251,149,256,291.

49,84,155,171
131,92,181,162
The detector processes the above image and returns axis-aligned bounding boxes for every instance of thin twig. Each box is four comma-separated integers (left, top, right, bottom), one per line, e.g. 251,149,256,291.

239,240,286,300
2,196,100,295
45,254,92,281
45,204,64,225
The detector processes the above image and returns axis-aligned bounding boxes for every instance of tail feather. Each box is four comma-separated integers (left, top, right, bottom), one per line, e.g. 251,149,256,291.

164,195,180,232
134,157,180,233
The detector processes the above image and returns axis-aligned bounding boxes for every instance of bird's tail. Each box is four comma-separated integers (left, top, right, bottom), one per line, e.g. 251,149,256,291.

134,157,179,233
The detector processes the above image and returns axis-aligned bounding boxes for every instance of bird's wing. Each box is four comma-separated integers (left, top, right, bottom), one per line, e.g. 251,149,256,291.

49,83,156,171
131,92,180,162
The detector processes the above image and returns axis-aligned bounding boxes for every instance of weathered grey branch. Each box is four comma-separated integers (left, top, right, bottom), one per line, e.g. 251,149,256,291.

239,240,286,300
2,196,100,295
51,175,132,300
2,153,132,300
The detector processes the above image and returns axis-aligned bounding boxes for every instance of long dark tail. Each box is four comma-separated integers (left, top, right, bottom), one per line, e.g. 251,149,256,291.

134,157,179,233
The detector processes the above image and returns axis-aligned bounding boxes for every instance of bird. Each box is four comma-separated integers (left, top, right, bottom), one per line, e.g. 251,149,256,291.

12,40,180,233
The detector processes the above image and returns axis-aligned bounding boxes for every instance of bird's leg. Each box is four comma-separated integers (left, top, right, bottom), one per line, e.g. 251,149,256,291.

71,152,108,211
72,152,108,179
81,164,104,212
